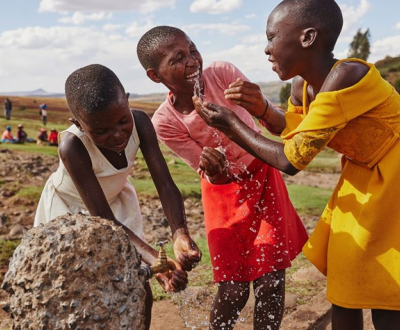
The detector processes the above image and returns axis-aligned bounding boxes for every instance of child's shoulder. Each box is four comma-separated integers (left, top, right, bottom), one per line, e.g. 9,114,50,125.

322,59,370,93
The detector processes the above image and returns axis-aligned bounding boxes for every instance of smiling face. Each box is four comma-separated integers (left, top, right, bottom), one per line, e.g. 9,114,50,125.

74,91,133,154
150,32,203,96
265,7,304,81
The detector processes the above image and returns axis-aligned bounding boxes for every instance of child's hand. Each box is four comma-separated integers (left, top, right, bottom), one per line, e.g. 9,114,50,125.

193,96,238,132
224,78,268,118
199,147,226,177
173,230,202,271
154,262,188,292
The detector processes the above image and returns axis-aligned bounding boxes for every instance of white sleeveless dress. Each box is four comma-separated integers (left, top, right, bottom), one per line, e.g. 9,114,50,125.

34,120,144,240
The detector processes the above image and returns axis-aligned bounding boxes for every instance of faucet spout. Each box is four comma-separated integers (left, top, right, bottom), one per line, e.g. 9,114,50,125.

150,240,176,274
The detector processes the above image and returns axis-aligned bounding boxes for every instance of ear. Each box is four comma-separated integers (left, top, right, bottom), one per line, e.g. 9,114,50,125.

70,117,84,132
300,27,317,48
146,68,162,83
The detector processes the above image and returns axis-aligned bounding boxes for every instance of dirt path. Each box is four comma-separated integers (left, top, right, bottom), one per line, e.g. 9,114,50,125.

0,149,375,329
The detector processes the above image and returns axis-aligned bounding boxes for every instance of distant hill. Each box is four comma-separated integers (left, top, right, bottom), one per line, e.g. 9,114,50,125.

0,88,65,98
129,92,168,103
0,82,286,104
375,55,400,85
256,81,287,104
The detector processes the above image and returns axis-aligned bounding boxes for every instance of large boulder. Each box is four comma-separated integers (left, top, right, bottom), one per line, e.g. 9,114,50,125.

2,214,146,330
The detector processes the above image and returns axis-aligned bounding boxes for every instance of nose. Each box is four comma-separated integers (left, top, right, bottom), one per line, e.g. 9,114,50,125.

188,54,199,66
112,128,122,139
264,44,270,56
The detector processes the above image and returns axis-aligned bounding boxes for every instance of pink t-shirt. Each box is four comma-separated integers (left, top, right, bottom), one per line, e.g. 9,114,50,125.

152,61,261,178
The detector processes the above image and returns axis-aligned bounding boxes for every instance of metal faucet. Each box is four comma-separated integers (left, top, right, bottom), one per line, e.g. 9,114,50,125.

138,240,176,280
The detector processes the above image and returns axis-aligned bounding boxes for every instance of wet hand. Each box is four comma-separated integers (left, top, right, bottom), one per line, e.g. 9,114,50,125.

154,263,188,293
173,232,202,272
192,95,238,132
224,78,267,118
199,147,226,177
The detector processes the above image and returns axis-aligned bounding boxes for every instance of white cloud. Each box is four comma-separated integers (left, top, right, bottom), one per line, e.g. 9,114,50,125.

202,42,276,84
125,20,155,38
395,22,400,30
0,25,156,94
59,12,112,25
339,0,370,37
190,0,242,14
39,0,175,14
369,35,400,63
183,23,250,36
103,24,123,32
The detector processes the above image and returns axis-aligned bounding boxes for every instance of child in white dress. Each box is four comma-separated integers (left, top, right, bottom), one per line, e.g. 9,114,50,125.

34,63,201,330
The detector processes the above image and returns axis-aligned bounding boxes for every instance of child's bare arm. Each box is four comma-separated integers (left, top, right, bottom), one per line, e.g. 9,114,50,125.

59,132,160,266
193,96,299,176
133,110,202,271
224,78,286,134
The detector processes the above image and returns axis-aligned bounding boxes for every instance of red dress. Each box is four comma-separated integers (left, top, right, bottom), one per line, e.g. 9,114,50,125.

202,159,307,282
152,61,308,282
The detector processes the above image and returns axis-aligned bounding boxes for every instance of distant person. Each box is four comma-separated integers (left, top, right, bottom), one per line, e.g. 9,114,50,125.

4,98,12,120
1,125,17,143
138,25,307,330
36,128,48,145
194,0,400,329
34,64,201,330
48,128,59,146
39,103,48,125
16,124,27,144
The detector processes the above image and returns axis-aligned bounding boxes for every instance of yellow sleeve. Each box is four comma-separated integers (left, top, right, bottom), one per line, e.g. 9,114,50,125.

281,97,306,138
284,128,339,170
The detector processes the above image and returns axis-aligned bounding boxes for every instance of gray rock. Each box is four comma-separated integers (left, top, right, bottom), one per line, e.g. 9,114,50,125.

2,214,146,330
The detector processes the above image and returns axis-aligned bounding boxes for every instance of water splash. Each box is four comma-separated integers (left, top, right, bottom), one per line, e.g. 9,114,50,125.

193,76,204,101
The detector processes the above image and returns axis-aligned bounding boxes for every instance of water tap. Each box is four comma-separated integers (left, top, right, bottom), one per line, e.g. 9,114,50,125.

138,240,176,280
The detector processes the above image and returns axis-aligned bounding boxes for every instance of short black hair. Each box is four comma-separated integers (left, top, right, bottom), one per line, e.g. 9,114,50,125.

65,64,125,117
276,0,343,52
137,26,187,70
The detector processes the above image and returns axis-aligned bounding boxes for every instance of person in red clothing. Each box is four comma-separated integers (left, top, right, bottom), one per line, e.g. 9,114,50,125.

48,128,59,146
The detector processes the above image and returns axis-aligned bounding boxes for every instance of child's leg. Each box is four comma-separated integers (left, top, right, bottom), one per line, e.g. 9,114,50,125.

332,304,363,330
253,269,285,330
144,281,153,330
209,281,250,330
371,309,400,330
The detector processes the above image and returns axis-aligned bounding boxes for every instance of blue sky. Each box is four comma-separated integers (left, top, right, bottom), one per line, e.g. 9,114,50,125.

1,0,400,95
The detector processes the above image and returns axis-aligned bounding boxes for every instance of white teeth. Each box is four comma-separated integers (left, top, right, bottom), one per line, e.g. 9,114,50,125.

186,70,199,79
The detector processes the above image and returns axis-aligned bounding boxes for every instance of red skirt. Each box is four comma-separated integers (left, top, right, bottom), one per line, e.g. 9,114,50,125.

201,159,308,282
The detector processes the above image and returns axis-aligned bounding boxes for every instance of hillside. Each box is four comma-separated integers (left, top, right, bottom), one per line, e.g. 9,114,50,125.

375,55,400,86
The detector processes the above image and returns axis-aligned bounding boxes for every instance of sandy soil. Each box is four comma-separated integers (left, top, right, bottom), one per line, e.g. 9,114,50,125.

0,148,374,329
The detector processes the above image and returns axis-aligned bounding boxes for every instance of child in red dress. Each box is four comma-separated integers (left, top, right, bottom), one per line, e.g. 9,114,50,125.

137,26,307,330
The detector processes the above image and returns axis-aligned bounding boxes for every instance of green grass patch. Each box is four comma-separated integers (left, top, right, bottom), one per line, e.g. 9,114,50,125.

287,184,332,216
0,240,20,282
131,147,201,198
16,186,43,202
0,142,59,157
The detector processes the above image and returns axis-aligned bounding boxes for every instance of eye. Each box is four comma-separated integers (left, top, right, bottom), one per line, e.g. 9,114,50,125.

94,130,107,136
172,55,183,64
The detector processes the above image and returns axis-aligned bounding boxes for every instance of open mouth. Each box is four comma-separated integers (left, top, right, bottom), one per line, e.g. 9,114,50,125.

185,69,200,81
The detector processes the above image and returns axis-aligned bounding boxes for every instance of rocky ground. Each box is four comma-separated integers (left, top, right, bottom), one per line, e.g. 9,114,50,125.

0,148,374,329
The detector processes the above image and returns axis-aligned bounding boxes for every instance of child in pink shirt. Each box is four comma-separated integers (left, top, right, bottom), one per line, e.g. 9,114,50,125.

137,26,307,330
